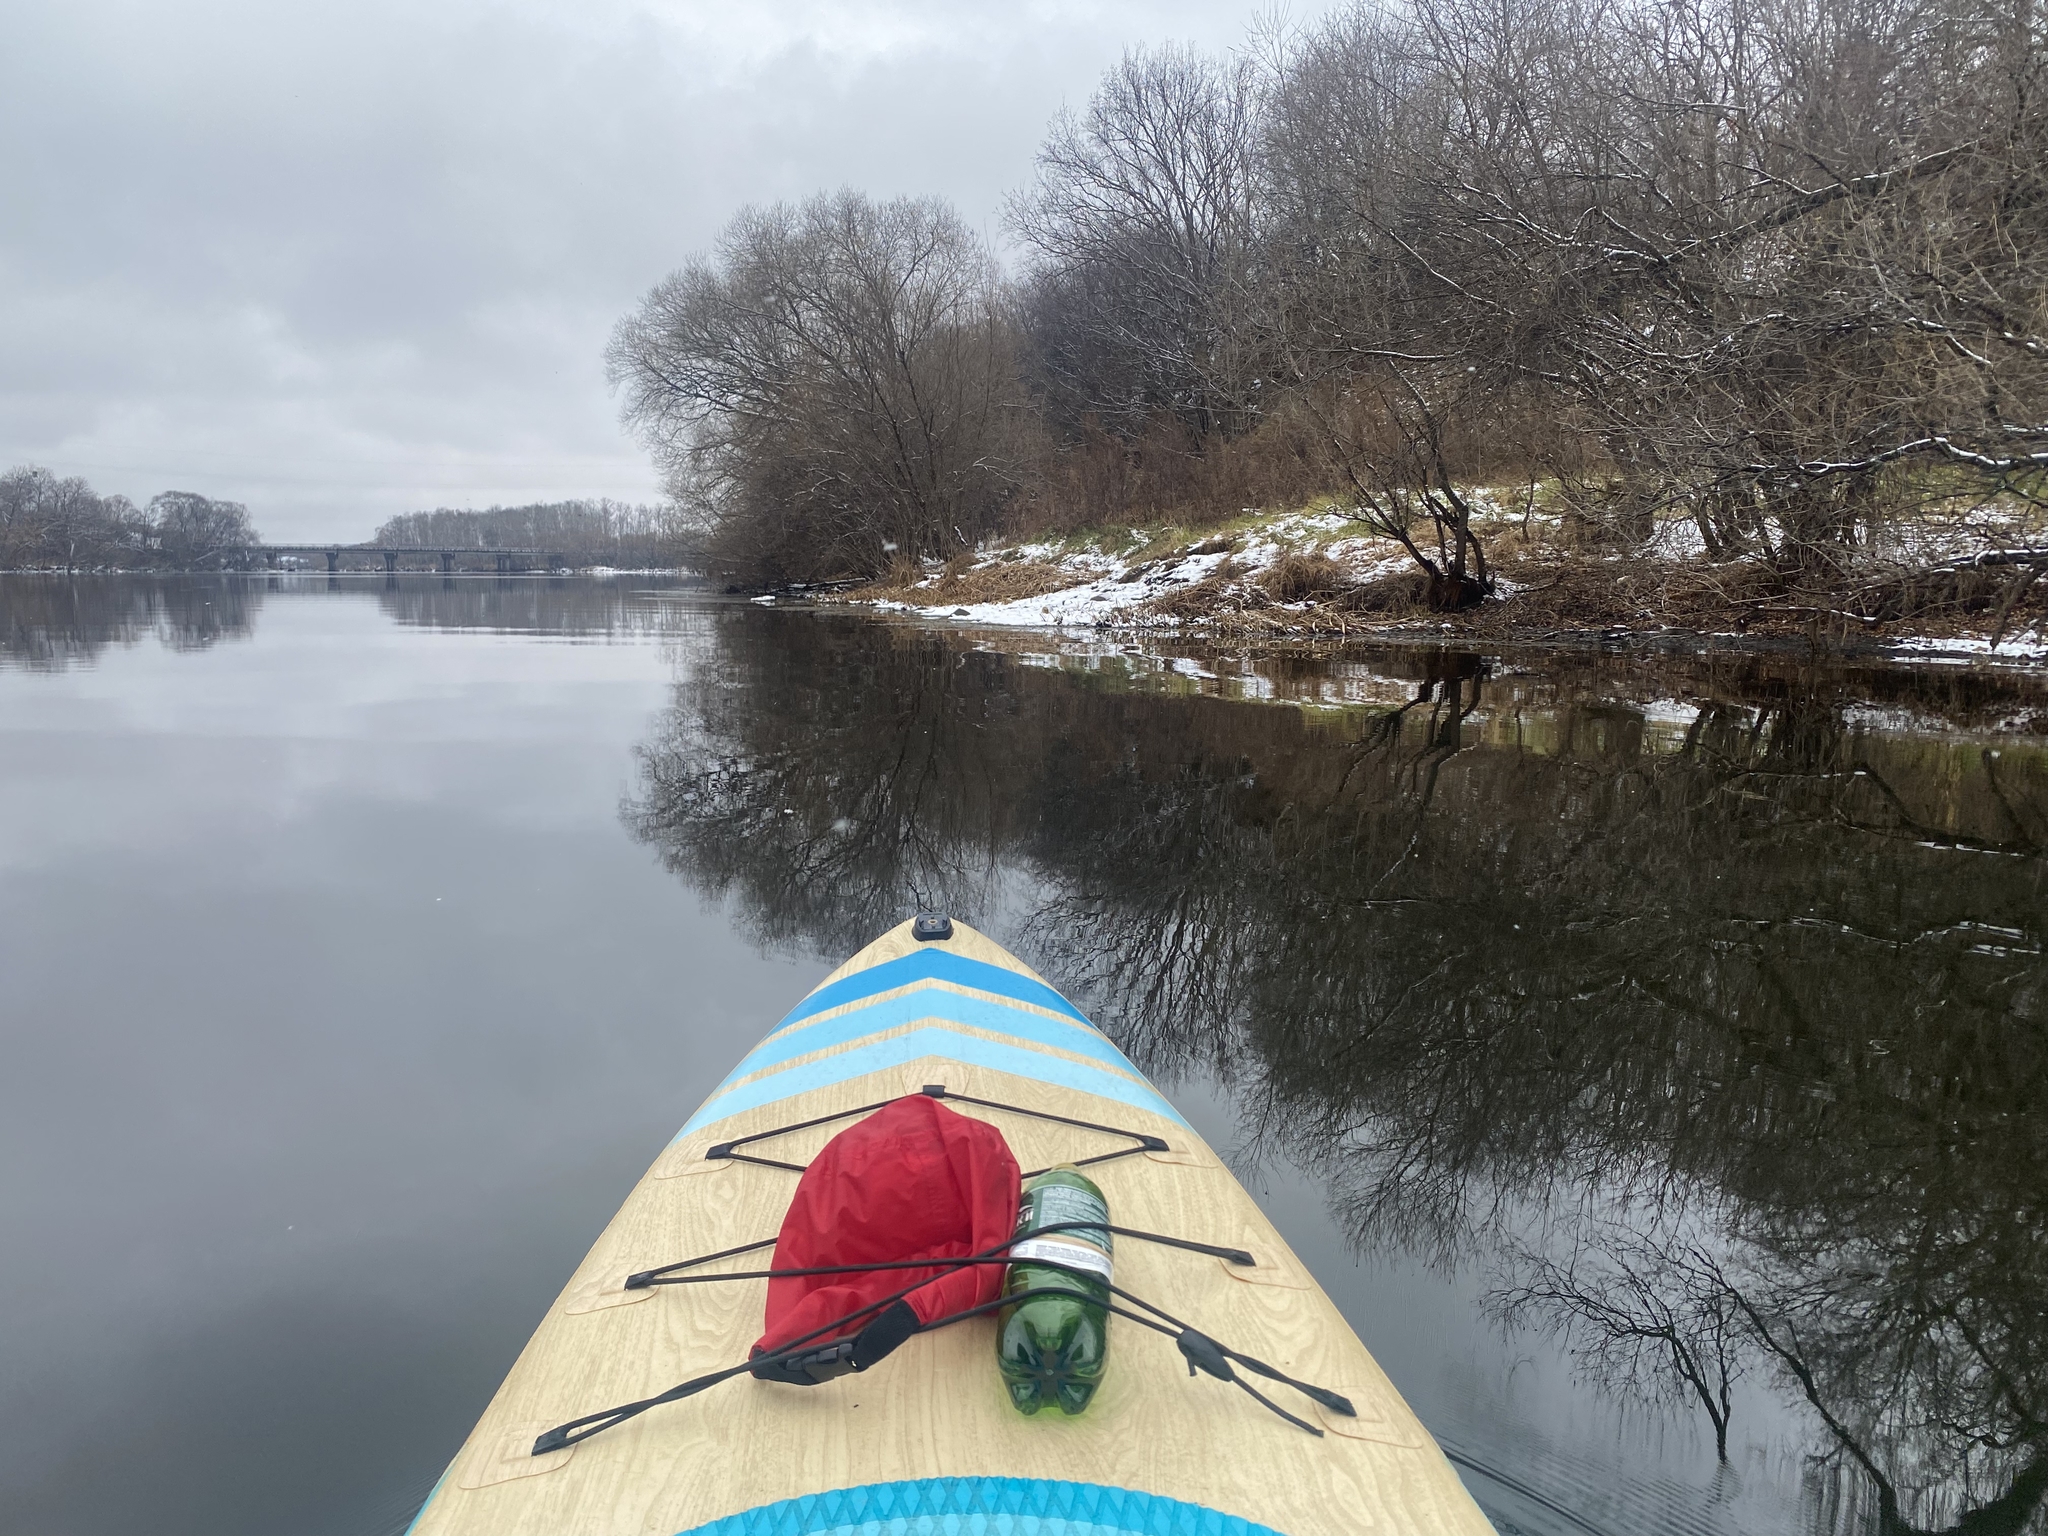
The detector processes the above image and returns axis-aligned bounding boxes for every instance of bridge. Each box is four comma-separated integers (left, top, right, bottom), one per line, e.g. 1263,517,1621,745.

251,544,568,574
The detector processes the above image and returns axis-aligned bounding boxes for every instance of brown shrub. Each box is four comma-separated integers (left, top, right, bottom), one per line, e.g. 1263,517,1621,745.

1139,567,1253,620
1332,571,1427,615
996,373,1572,549
881,554,924,588
1004,411,1337,537
1257,552,1350,603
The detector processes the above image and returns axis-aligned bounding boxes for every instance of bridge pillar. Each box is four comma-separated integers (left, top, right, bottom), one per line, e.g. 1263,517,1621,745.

496,553,510,574
382,550,398,573
324,550,340,573
439,551,455,574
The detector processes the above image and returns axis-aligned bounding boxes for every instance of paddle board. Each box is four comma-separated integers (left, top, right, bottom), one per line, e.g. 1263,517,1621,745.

405,918,1493,1536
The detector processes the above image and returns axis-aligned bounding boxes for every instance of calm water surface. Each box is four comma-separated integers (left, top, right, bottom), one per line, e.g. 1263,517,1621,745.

2,575,2043,1536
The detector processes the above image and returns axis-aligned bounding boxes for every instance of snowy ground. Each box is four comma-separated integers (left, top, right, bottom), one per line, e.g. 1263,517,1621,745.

822,496,2048,665
862,506,1415,630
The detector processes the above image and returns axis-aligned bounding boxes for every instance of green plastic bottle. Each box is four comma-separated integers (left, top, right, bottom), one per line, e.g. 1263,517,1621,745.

995,1165,1113,1415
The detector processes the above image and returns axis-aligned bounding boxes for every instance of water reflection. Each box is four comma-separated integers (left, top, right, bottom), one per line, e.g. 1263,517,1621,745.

0,577,753,1536
0,573,703,668
627,612,2048,1536
373,576,701,637
0,575,264,668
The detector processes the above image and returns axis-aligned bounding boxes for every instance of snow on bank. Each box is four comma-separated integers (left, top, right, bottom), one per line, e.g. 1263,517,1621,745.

1886,633,2048,663
832,499,2048,667
867,507,1415,631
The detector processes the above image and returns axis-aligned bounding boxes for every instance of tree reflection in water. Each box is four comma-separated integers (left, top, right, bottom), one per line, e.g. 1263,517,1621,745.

0,572,707,670
626,610,2048,1536
0,575,265,668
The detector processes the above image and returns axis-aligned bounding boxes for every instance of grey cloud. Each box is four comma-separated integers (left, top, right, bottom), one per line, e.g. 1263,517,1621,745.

2,0,1286,539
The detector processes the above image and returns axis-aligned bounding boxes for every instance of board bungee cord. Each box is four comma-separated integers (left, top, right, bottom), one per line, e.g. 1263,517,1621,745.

538,1224,1358,1448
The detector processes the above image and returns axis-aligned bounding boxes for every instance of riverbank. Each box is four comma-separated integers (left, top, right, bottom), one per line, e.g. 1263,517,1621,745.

823,497,2048,667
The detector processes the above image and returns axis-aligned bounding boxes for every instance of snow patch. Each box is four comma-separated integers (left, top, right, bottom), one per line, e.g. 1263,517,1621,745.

1639,699,1703,728
1887,632,2048,661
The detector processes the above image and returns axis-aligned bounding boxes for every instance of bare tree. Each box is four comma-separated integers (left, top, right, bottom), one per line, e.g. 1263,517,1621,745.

1489,1215,1747,1460
1250,0,2046,580
0,466,149,572
1258,0,1544,604
608,191,1021,583
1009,45,1265,444
149,491,257,570
595,0,2041,596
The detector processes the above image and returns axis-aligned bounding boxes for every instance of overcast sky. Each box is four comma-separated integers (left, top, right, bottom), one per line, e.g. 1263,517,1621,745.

1,0,1305,542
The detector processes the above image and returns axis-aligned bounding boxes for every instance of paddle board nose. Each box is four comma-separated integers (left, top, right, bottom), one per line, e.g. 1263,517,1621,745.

404,918,1492,1536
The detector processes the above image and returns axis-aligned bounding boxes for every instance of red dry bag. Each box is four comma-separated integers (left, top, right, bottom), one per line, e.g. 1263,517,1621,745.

749,1095,1020,1384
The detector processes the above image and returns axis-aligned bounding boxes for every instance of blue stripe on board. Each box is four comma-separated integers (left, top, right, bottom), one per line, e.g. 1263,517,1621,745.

679,1026,1187,1136
677,1476,1290,1536
401,1472,447,1536
732,990,1137,1084
779,949,1090,1030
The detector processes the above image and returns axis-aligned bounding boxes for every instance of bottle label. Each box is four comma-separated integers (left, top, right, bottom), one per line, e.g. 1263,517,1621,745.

1026,1183,1112,1251
1009,1236,1113,1282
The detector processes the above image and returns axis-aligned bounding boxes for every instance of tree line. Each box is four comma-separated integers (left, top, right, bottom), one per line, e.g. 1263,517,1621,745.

371,500,686,567
0,475,694,574
0,466,258,572
611,0,2047,605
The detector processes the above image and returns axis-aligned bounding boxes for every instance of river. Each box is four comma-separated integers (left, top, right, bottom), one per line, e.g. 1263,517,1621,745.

2,574,2043,1536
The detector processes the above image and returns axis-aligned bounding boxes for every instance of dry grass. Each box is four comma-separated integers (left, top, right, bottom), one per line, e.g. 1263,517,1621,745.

1257,552,1350,603
1139,565,1247,621
1117,543,2048,651
1332,572,1429,616
1135,555,1428,635
860,559,1090,606
842,486,2048,655
1450,552,2048,648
